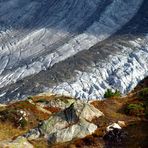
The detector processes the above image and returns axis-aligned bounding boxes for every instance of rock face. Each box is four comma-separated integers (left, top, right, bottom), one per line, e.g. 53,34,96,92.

45,118,97,144
40,101,103,143
0,137,34,148
25,100,103,144
0,0,147,103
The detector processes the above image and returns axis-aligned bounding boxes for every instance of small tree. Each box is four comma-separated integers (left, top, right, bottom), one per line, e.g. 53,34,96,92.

114,89,121,97
104,89,121,98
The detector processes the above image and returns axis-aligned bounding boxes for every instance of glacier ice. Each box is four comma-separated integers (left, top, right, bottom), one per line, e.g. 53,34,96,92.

0,0,148,102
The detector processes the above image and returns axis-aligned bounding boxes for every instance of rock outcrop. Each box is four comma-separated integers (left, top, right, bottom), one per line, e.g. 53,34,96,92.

25,99,103,144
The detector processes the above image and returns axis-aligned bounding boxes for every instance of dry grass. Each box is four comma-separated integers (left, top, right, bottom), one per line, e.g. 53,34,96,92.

32,95,54,102
0,122,28,141
91,97,140,123
30,138,48,148
10,100,50,118
0,95,74,145
0,98,52,142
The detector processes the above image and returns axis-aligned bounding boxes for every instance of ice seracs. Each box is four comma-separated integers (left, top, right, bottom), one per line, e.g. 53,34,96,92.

49,37,148,100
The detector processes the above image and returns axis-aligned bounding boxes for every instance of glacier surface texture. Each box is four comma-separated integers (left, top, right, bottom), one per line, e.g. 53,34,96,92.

0,0,148,102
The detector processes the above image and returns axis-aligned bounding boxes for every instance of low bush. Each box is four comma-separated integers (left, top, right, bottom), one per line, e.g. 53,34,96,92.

0,109,27,128
27,96,33,100
104,89,121,98
125,103,145,116
139,88,148,100
19,118,27,128
36,99,49,104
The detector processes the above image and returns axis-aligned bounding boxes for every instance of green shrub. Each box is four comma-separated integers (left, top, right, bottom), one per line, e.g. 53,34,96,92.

125,103,145,116
36,99,48,104
19,118,27,128
139,88,148,100
104,89,121,98
27,96,33,100
0,109,28,128
114,89,121,97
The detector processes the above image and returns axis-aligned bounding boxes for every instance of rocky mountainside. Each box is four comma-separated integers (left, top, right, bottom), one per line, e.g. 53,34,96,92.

0,95,104,147
0,1,148,147
0,78,148,147
0,0,148,102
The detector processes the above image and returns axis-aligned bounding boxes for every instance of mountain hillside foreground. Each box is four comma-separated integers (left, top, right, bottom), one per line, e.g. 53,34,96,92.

0,77,147,148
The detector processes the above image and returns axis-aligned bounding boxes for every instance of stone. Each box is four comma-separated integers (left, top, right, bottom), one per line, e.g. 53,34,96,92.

106,123,122,132
104,128,128,143
118,121,126,127
24,128,41,141
47,118,97,144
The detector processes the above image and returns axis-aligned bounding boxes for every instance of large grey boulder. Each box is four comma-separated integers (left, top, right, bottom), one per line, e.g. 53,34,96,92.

47,118,97,144
39,101,103,143
22,99,103,144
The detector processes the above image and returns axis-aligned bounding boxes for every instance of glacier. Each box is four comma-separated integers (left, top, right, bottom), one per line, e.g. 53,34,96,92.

0,0,148,102
49,37,148,100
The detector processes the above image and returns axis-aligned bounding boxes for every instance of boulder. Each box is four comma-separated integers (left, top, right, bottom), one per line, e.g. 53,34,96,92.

47,118,97,144
106,123,121,132
104,128,128,143
39,101,103,144
104,122,128,144
38,98,104,121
